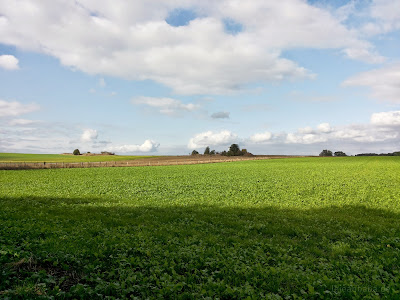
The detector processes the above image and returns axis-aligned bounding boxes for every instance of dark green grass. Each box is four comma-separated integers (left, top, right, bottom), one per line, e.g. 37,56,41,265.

0,153,155,163
1,157,400,299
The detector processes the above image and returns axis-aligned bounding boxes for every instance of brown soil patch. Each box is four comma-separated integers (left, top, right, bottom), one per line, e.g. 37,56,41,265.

0,155,306,170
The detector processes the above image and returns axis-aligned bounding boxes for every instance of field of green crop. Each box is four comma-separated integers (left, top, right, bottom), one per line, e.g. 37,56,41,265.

1,157,400,299
0,153,155,163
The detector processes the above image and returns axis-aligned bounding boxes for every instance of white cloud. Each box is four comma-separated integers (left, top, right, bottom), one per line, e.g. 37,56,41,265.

0,99,39,117
211,111,230,119
81,129,98,142
0,120,159,154
0,54,19,70
361,0,400,36
286,133,327,144
8,118,38,126
250,132,272,143
298,126,314,134
132,96,200,116
343,64,400,103
105,140,159,153
342,48,385,64
333,126,398,143
317,123,333,133
284,111,400,146
188,130,237,149
333,128,367,140
371,111,400,126
0,121,87,154
0,1,383,95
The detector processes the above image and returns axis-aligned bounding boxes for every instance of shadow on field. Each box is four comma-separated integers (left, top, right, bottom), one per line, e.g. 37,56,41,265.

1,195,400,298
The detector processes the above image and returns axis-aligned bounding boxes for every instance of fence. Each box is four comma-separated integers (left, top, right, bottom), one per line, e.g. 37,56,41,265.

0,156,283,170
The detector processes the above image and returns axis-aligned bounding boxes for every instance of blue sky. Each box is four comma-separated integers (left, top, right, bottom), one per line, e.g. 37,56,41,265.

0,0,399,155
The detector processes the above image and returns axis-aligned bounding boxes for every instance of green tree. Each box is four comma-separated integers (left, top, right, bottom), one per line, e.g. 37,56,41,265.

73,149,81,156
210,150,216,155
191,150,199,155
334,151,347,157
319,149,333,157
229,144,241,156
204,146,210,155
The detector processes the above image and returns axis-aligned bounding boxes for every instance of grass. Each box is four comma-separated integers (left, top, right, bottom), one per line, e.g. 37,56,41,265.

1,157,400,299
0,153,155,163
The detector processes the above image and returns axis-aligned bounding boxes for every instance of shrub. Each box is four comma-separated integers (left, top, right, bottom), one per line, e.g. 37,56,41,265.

101,151,115,155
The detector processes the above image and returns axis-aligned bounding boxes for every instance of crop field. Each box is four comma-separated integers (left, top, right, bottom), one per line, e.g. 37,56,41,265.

0,153,155,163
1,157,400,299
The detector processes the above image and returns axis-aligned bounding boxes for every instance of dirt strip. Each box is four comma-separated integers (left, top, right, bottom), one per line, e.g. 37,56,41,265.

0,155,306,170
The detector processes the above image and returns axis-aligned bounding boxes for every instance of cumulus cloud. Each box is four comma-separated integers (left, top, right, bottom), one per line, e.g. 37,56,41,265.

317,123,333,133
283,111,400,146
0,119,159,154
250,132,272,143
132,96,200,116
371,111,400,126
342,48,385,64
286,133,327,144
343,64,400,103
105,140,159,153
211,111,230,119
188,130,237,149
0,1,383,95
333,126,398,143
0,99,39,117
361,0,400,36
0,55,19,70
0,121,88,154
298,126,314,134
81,129,98,142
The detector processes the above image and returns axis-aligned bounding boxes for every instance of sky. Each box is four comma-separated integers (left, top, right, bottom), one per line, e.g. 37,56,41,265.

0,0,399,156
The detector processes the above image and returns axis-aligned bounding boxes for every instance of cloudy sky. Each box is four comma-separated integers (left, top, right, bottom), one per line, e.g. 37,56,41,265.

0,0,399,155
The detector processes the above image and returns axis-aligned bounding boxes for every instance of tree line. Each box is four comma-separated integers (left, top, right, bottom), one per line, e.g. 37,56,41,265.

192,144,253,157
319,149,400,157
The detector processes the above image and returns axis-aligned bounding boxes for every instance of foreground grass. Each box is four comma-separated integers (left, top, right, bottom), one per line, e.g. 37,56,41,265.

0,153,155,163
1,157,400,299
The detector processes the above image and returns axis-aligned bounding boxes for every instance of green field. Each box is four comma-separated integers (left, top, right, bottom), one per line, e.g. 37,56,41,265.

1,157,400,299
0,153,155,163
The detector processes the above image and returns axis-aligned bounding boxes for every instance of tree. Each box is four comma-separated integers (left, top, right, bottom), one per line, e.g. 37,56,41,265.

73,149,81,156
319,149,333,157
229,144,241,156
204,146,210,155
334,151,347,157
191,150,199,155
210,150,216,155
